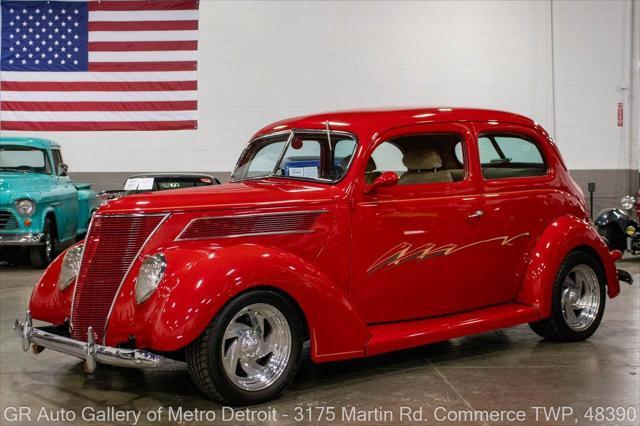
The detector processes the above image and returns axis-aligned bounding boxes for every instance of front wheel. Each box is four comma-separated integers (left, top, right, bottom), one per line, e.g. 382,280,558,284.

186,290,303,405
529,251,606,341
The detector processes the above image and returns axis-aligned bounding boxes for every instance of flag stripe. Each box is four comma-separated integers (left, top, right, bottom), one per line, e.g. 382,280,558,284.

1,110,197,122
2,90,197,102
88,61,197,71
88,30,198,42
0,71,197,82
0,121,198,131
1,80,197,91
89,10,199,21
89,50,197,62
2,101,197,111
88,0,198,12
88,20,198,31
88,40,198,51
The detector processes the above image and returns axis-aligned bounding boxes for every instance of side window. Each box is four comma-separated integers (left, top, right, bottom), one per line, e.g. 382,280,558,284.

367,134,465,185
479,134,546,180
51,149,63,175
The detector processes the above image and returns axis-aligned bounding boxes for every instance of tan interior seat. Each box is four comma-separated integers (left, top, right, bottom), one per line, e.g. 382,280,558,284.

398,148,453,185
342,156,380,184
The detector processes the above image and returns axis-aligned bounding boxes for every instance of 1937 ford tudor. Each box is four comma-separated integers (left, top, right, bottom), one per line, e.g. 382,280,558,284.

15,108,631,404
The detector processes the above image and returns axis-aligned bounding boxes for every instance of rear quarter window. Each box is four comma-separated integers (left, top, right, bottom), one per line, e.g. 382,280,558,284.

479,134,547,180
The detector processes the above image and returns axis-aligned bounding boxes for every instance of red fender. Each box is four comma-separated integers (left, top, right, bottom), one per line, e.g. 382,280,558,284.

106,243,368,362
516,215,620,319
29,242,82,325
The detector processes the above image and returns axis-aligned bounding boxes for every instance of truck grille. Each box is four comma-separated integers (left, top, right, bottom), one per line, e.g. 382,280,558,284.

71,214,166,342
0,210,18,230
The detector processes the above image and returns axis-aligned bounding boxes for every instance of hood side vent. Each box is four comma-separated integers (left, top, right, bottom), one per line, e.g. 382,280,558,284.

177,210,325,240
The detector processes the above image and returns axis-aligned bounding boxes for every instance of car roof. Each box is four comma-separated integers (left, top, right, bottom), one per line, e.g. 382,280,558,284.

253,107,540,143
128,173,216,179
0,136,59,150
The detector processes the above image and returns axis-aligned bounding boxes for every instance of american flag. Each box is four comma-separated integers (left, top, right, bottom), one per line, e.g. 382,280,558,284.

0,0,198,131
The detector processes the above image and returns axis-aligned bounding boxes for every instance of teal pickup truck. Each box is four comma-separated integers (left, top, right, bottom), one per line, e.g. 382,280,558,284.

0,137,99,267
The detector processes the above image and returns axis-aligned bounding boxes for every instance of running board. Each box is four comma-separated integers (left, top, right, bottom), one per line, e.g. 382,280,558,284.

366,303,539,357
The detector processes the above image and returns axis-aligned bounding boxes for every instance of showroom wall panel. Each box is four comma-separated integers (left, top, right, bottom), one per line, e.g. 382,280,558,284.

0,0,637,209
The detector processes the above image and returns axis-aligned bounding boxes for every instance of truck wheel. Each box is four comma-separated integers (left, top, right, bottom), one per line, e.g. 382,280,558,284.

529,251,606,341
30,218,56,268
186,290,303,405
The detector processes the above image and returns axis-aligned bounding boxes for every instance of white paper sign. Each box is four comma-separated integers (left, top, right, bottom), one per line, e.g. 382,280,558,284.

138,178,154,190
303,167,318,178
123,178,140,190
123,177,155,190
289,167,304,177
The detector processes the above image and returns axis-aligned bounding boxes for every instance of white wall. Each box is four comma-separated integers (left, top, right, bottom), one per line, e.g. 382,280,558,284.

553,0,634,171
0,0,635,174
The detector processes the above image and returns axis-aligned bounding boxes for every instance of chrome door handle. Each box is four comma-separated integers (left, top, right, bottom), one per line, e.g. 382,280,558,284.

467,210,484,219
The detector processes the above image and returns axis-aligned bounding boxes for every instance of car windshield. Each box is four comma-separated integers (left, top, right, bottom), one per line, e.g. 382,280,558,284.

232,131,357,183
0,146,51,174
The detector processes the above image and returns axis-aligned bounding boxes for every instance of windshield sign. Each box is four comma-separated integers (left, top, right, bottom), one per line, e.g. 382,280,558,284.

0,146,51,174
232,131,357,183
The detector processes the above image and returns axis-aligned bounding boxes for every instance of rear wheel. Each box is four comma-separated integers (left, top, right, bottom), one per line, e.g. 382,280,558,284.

186,290,303,405
529,251,606,341
29,218,56,268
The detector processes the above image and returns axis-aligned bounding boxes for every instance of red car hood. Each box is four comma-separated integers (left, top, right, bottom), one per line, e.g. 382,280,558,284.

99,179,339,214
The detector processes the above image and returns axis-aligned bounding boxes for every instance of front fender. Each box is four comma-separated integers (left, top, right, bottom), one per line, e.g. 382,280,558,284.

28,242,81,324
106,243,368,362
516,215,620,319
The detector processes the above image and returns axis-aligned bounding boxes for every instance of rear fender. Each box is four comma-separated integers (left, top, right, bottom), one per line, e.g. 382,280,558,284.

516,215,620,319
107,243,368,362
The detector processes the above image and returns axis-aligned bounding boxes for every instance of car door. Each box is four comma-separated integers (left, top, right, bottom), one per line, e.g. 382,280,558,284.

472,122,556,301
50,148,78,240
349,122,488,324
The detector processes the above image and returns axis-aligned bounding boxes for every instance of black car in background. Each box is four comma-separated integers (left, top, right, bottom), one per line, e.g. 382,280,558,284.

99,173,221,203
595,193,640,255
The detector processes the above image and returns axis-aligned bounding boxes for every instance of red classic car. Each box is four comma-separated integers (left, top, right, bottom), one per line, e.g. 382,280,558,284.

16,108,631,404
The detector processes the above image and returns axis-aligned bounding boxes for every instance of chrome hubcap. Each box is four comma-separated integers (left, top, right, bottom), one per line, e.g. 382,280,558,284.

221,303,291,391
561,265,601,331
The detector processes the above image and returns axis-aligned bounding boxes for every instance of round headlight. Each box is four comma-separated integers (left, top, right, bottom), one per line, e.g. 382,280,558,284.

135,253,166,304
621,195,636,211
15,198,35,216
57,245,83,290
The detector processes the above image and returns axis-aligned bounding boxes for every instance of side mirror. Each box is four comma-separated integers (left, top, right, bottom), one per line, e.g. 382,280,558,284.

58,163,68,176
365,171,398,194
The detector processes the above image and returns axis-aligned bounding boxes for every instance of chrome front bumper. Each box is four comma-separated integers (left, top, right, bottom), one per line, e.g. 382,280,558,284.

0,232,44,246
14,312,167,373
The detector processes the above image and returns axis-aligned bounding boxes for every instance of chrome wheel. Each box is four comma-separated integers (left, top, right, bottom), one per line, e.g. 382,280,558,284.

221,303,292,391
561,265,601,331
44,230,52,259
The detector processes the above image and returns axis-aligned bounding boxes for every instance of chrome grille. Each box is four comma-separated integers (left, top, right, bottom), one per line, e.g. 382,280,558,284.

0,210,18,230
71,214,166,342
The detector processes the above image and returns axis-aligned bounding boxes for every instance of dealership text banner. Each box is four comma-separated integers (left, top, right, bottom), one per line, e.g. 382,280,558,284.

0,0,198,131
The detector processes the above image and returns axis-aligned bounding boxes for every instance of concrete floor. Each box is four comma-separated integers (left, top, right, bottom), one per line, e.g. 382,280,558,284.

1,259,638,426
